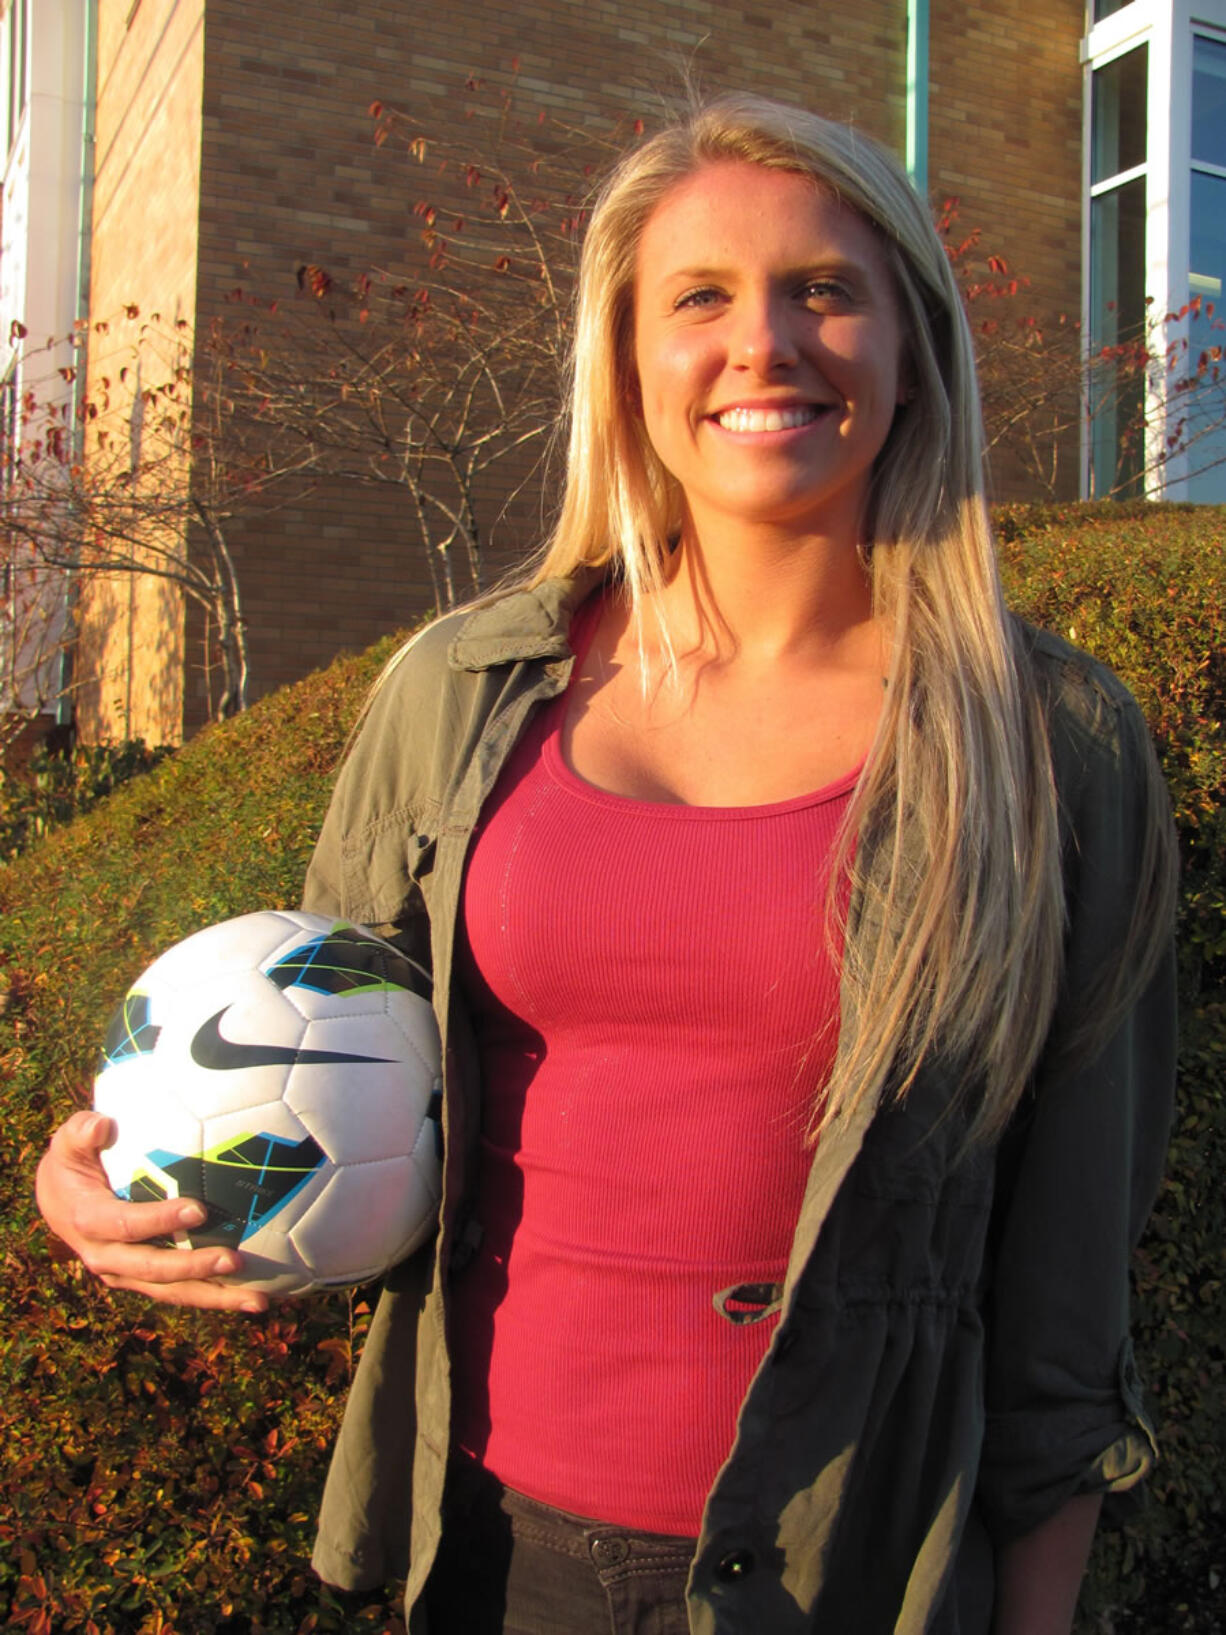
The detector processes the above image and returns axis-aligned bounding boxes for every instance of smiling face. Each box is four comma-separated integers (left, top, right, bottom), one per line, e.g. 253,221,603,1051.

632,160,908,546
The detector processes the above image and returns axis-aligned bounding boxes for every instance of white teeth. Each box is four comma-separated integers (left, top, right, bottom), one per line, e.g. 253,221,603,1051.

716,405,821,433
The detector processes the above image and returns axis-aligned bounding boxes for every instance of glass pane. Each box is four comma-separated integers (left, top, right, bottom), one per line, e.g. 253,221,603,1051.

1187,170,1226,502
1092,47,1148,184
1089,176,1148,497
1094,0,1134,19
1192,34,1226,170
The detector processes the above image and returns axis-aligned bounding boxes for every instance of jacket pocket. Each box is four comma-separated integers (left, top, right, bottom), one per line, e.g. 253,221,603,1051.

342,813,435,928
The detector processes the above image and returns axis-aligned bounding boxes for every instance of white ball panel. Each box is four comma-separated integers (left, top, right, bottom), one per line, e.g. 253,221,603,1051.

284,1012,436,1153
286,1075,425,1167
198,1096,310,1153
160,975,307,1119
142,911,315,992
402,1151,443,1257
279,983,395,1026
289,1158,430,1281
383,992,443,1073
156,970,308,1053
95,1056,204,1198
219,1224,317,1296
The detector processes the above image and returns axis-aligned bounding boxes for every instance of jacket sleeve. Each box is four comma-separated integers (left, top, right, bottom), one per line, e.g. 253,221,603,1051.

976,674,1178,1544
300,625,452,973
303,629,454,1591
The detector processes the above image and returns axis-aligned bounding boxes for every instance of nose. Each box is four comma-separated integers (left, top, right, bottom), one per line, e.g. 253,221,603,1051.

729,289,799,373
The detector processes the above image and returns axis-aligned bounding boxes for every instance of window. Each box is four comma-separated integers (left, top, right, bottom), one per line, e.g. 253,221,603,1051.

0,368,17,491
5,0,27,160
1089,45,1149,497
1187,33,1226,500
1083,0,1226,502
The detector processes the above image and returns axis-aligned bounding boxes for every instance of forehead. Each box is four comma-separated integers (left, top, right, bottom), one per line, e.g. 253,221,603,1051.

634,160,891,282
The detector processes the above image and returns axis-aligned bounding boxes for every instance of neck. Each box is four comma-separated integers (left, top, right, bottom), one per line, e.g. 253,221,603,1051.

648,514,877,666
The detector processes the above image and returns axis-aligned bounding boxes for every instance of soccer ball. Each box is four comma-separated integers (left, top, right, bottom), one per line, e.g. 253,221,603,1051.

93,910,443,1295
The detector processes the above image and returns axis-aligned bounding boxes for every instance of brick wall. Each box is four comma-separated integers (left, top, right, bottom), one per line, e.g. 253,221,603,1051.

929,0,1084,499
77,0,1085,740
175,0,909,734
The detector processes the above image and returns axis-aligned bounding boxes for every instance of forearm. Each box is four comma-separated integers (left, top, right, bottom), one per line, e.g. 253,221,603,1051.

992,1492,1103,1635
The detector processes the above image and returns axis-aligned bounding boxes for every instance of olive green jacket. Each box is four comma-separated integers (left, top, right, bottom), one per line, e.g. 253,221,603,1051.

303,573,1176,1634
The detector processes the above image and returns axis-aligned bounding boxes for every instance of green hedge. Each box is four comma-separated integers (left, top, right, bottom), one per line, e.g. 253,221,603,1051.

998,503,1226,1632
0,503,1222,1632
0,636,407,1635
0,740,174,862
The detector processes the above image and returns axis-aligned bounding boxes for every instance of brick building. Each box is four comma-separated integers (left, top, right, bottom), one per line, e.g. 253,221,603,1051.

7,0,1223,742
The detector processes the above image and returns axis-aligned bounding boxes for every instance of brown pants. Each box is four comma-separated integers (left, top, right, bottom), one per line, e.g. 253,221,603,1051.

423,1453,697,1634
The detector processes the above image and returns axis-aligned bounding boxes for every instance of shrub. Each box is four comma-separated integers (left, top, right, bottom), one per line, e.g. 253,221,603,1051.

0,635,406,1634
999,502,1226,1632
0,503,1222,1632
0,739,173,861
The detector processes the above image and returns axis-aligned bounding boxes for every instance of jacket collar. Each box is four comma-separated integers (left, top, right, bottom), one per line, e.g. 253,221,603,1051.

447,568,607,671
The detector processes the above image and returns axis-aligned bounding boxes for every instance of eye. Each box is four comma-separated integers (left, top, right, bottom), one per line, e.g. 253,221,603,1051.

673,285,725,311
801,277,853,305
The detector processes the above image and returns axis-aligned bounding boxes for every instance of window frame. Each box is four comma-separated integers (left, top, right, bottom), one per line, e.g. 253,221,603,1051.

1082,0,1226,498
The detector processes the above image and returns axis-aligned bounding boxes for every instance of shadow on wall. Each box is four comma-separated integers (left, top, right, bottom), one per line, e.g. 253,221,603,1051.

74,569,186,746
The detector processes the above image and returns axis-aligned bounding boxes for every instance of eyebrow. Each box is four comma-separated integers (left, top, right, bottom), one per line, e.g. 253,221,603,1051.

658,259,868,283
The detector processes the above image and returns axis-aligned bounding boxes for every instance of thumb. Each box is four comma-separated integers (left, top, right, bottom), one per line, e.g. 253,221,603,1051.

64,1108,117,1154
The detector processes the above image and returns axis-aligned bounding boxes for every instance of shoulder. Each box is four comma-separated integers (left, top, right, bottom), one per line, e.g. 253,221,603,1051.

364,605,473,716
368,569,600,712
1013,616,1143,731
1009,616,1161,812
337,571,599,826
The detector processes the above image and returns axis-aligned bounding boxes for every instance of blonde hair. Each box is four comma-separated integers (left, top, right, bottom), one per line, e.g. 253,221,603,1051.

533,93,1175,1141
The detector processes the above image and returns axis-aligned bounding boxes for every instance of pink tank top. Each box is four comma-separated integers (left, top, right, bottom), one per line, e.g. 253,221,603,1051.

450,598,854,1535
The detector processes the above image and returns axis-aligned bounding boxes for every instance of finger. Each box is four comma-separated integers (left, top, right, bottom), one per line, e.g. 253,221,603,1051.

99,1272,271,1314
81,1239,249,1286
74,1191,215,1247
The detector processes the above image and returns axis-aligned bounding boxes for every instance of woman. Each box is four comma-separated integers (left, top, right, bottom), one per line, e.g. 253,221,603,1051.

37,95,1177,1634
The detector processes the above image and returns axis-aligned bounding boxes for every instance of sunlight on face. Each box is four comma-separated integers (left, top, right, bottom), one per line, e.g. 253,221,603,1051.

633,161,907,544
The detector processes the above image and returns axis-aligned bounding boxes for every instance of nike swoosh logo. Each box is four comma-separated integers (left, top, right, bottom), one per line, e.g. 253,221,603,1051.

190,1007,394,1071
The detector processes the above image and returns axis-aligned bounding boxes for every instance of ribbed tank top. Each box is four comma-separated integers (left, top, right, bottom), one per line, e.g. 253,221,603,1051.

450,598,854,1536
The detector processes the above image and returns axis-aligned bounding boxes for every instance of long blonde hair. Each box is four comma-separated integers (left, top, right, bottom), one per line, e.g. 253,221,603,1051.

532,93,1174,1141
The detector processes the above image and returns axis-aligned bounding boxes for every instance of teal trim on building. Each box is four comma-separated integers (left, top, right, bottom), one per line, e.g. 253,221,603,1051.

906,0,929,194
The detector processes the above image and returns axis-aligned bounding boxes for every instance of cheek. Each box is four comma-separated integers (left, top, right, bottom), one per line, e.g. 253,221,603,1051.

636,336,708,430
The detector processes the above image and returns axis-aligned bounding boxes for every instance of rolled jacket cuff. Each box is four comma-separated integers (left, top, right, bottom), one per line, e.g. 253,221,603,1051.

979,1339,1158,1542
